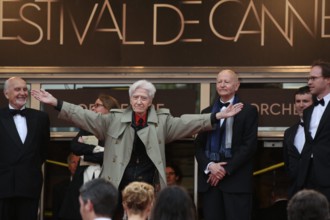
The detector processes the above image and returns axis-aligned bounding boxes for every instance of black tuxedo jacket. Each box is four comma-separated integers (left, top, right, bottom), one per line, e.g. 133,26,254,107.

0,107,50,198
298,102,330,188
283,122,301,197
195,101,258,193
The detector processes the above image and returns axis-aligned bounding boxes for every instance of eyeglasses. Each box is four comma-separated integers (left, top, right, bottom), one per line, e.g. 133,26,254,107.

307,76,323,81
92,103,104,108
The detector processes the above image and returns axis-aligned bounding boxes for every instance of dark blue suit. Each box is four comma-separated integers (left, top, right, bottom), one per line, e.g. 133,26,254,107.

0,107,50,220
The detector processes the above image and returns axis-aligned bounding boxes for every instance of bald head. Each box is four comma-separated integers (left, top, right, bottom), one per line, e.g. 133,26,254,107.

217,69,239,82
4,77,28,110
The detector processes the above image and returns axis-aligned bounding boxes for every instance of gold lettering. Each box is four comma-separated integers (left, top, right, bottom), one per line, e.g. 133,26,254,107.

68,3,98,45
269,103,281,115
251,103,259,112
209,0,240,41
180,1,202,43
153,4,184,45
18,3,43,45
260,103,269,116
122,4,144,45
35,0,59,40
94,0,123,40
156,103,165,109
121,104,129,109
60,3,64,44
0,0,19,40
288,1,315,38
321,0,330,37
234,0,261,42
261,3,292,46
282,103,293,115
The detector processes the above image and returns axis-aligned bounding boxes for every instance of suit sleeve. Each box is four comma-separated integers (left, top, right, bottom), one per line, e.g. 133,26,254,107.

70,130,103,164
283,128,291,176
224,105,258,175
71,130,96,155
41,112,50,163
195,107,214,173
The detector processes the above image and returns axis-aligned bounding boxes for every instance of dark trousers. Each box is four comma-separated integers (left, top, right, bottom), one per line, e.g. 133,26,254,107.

0,197,39,220
305,158,330,202
202,187,252,220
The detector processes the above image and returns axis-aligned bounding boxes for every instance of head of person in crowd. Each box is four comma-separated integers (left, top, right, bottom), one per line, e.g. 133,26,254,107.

91,94,120,114
294,86,313,118
287,189,330,220
128,80,156,117
4,77,28,110
79,178,118,220
216,69,240,102
150,185,196,220
308,60,330,99
122,181,155,220
166,162,183,186
67,152,80,176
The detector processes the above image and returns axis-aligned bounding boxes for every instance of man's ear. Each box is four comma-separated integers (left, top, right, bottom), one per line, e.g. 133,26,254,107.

86,199,94,211
4,90,8,99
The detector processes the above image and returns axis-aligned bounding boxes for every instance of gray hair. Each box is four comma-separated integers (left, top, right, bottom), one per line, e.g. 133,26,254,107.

129,80,156,99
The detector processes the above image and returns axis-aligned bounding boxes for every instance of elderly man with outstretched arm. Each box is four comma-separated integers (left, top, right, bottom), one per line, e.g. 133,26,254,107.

32,79,242,218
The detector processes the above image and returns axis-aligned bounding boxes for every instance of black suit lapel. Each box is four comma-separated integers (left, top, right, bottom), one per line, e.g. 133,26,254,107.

0,108,24,147
23,109,37,147
314,103,330,139
289,123,300,155
303,106,313,142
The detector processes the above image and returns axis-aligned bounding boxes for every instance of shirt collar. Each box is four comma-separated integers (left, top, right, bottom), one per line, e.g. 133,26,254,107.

9,104,25,110
134,113,147,126
220,96,234,104
322,93,330,105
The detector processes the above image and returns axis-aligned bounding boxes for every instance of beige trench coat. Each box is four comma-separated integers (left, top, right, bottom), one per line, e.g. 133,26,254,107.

59,102,213,189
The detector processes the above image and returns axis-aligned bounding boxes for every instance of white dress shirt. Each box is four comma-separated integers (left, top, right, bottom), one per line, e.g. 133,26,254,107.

10,105,27,143
294,121,305,154
310,93,330,139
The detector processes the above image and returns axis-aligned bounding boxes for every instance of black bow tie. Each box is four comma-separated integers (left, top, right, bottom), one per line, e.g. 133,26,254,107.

299,122,304,127
219,102,230,109
9,109,27,117
314,98,325,106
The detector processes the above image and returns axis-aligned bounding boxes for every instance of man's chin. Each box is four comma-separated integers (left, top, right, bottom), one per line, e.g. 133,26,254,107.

15,100,27,107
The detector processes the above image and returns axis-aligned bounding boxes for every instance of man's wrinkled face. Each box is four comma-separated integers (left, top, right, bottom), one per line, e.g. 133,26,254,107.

4,78,28,110
130,88,152,116
216,70,240,101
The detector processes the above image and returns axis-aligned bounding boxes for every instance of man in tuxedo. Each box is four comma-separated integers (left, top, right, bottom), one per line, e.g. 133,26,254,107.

0,77,50,220
195,69,258,220
297,60,330,201
79,178,118,220
283,86,313,198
